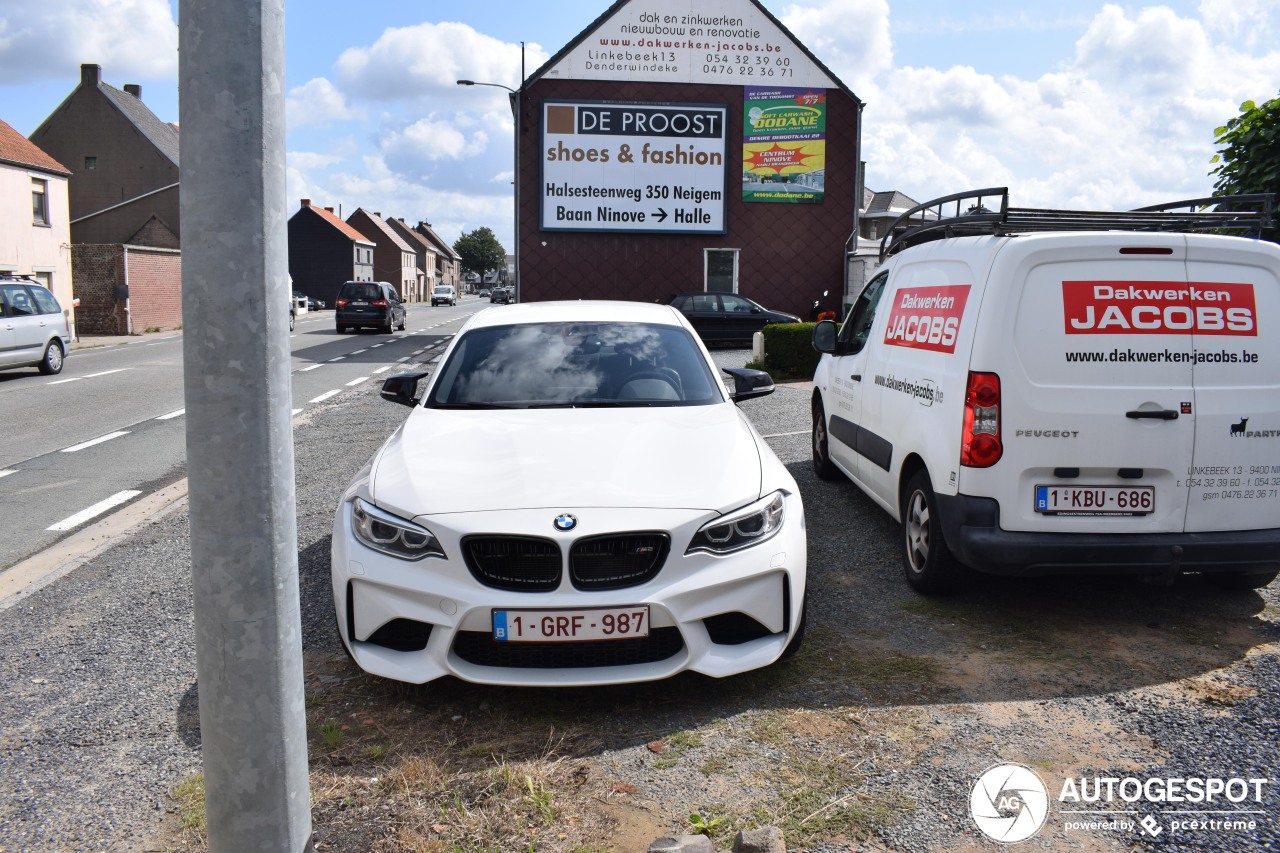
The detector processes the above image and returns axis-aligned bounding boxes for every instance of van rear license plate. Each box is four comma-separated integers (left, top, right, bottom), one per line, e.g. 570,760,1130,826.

1035,485,1154,516
493,606,649,643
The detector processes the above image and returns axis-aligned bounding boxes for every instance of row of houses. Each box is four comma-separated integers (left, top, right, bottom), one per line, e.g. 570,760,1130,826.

2,64,462,337
5,56,929,337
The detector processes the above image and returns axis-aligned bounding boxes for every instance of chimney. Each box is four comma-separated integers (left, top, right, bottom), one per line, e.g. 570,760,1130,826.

124,84,142,99
81,64,101,88
373,212,381,218
325,207,334,213
301,198,311,207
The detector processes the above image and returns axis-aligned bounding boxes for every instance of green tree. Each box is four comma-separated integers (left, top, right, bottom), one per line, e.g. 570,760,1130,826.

1210,93,1280,241
453,227,507,279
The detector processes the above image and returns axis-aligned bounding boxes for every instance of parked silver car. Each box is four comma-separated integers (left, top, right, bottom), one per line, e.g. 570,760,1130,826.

0,278,71,375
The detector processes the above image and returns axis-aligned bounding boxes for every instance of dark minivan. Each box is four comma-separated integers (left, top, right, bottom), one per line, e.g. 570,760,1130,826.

335,281,406,334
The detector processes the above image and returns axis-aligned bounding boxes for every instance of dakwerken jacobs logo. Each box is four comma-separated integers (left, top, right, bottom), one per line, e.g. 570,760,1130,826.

970,763,1050,843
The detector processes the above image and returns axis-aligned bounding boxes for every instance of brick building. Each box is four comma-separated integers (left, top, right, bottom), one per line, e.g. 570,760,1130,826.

514,0,862,320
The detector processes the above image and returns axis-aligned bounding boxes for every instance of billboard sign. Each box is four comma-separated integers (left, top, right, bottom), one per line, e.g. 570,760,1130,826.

541,100,728,234
742,86,826,204
543,0,840,89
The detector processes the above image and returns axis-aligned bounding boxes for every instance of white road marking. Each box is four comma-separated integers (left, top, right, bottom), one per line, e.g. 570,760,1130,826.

373,366,392,374
84,369,129,378
61,432,130,452
351,349,368,354
370,343,384,348
396,356,410,362
291,408,303,416
156,409,186,420
47,376,83,385
763,430,809,438
47,490,143,531
328,356,346,362
309,390,340,403
345,376,368,386
300,364,323,372
0,469,16,479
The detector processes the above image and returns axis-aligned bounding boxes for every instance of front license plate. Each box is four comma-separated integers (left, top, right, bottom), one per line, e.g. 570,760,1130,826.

492,606,649,643
1035,485,1155,516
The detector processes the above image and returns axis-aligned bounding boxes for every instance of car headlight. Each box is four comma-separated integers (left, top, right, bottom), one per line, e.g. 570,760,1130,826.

351,497,445,561
687,491,787,555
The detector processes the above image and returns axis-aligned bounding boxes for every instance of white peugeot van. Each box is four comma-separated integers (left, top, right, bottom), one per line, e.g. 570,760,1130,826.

812,188,1279,594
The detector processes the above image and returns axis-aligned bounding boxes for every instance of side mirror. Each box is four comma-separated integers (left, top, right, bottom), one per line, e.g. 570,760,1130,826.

811,319,838,353
722,367,775,403
380,371,429,407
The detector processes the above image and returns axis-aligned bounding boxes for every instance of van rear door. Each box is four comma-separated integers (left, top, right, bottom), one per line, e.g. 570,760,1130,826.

972,234,1196,534
1183,238,1280,532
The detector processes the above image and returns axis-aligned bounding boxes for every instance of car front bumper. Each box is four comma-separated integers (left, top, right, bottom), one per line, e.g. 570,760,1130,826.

331,498,806,686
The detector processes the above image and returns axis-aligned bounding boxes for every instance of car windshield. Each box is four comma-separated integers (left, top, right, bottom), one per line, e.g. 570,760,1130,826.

427,322,721,408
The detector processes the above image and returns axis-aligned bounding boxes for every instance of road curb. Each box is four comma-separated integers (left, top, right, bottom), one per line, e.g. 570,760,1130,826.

0,479,189,611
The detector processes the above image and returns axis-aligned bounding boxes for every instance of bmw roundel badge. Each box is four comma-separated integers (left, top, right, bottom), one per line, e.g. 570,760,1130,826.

554,513,578,532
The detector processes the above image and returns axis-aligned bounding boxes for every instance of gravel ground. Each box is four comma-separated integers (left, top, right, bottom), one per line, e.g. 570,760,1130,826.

1,346,1277,852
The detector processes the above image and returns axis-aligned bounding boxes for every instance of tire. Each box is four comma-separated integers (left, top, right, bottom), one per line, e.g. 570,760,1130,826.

38,340,65,375
1207,570,1279,591
811,397,840,481
335,324,345,334
381,318,394,334
398,314,407,331
901,470,967,594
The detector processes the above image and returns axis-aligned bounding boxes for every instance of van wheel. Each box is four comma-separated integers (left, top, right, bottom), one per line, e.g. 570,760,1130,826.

1208,570,1279,591
38,340,65,375
901,470,965,594
811,398,840,481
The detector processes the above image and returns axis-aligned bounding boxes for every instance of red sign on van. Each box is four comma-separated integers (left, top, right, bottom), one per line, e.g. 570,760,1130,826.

1062,281,1257,336
883,285,971,353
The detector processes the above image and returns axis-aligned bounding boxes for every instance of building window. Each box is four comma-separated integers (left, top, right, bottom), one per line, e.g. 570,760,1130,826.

704,248,739,293
85,156,98,170
32,179,48,226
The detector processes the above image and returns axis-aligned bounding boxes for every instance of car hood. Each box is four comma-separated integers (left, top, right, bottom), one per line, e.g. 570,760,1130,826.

369,404,765,518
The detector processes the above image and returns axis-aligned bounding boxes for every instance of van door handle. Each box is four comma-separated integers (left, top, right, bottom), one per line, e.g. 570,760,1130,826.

1126,409,1179,420
851,374,861,382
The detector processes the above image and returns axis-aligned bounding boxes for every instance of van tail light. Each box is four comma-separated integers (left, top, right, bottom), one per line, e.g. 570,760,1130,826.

961,371,1002,467
371,299,388,307
335,298,348,307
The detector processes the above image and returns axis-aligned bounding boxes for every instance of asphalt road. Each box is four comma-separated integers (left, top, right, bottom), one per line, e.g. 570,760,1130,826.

0,299,479,570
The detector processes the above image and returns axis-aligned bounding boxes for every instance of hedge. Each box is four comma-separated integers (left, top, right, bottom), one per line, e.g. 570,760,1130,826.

757,322,821,381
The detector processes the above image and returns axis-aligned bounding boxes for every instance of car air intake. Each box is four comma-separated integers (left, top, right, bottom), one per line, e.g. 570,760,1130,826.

462,536,561,591
452,628,684,668
569,532,670,590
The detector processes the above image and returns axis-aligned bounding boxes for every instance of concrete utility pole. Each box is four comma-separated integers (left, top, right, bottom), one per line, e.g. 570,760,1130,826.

179,1,313,850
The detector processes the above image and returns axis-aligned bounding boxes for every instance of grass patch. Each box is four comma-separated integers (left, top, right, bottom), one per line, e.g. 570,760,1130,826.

170,773,207,836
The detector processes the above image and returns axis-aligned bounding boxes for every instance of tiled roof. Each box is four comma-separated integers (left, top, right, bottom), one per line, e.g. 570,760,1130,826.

0,118,70,175
101,84,180,167
303,202,375,244
349,209,413,252
413,221,461,260
388,218,437,253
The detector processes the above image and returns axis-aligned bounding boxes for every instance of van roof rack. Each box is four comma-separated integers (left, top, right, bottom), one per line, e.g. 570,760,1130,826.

879,188,1277,261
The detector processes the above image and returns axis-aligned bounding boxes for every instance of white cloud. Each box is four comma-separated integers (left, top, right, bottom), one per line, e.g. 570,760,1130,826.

286,78,365,128
780,0,892,94
1197,0,1274,47
380,117,490,168
0,0,177,85
334,21,547,102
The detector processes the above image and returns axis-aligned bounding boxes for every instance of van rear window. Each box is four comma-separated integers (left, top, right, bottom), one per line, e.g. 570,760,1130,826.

341,284,382,300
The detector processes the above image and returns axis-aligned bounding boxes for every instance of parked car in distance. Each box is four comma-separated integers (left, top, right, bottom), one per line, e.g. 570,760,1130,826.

431,284,457,307
490,288,511,304
0,277,71,375
292,290,325,311
334,281,406,334
478,289,490,299
332,300,804,687
665,292,800,346
289,298,296,332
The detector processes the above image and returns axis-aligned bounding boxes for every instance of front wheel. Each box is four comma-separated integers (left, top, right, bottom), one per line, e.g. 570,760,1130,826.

811,398,840,481
901,470,967,594
38,340,65,375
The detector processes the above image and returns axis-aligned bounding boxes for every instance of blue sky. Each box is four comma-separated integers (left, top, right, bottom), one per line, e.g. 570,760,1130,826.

2,0,1276,250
